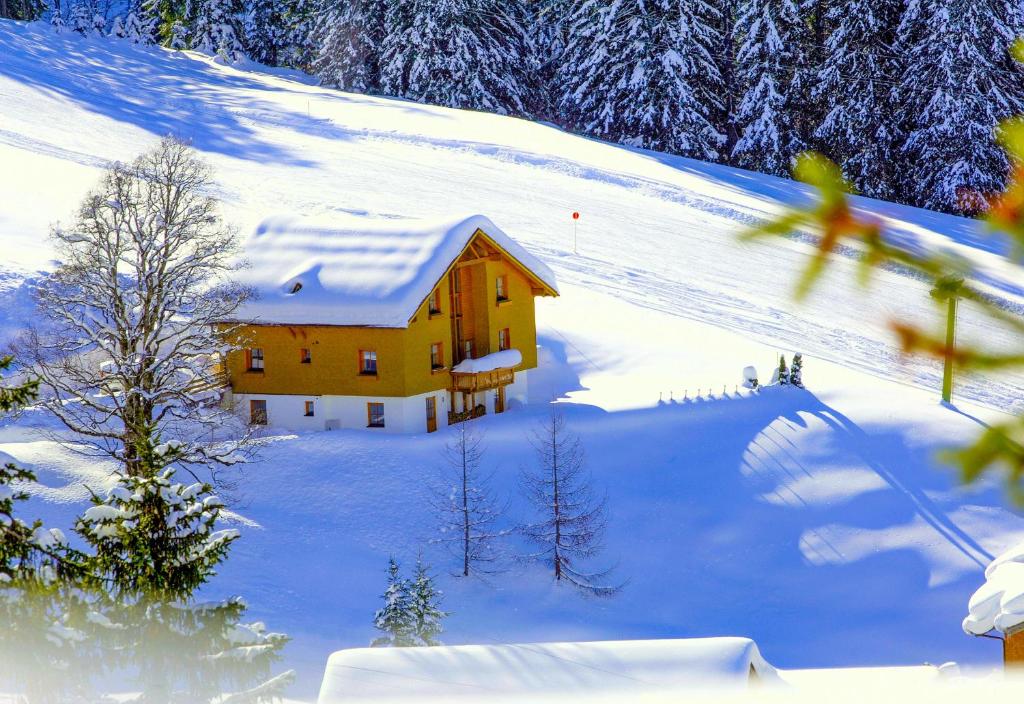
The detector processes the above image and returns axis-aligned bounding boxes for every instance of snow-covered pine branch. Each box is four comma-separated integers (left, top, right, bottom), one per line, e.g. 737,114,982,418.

520,409,621,597
21,136,256,487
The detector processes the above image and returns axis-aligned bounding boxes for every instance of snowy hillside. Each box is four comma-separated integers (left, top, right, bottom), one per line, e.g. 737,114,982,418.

3,21,1024,699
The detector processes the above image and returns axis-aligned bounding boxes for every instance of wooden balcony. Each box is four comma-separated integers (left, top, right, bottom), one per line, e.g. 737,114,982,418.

450,366,515,393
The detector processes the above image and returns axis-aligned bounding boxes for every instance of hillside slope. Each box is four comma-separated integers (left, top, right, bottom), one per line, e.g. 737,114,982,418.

2,20,1024,699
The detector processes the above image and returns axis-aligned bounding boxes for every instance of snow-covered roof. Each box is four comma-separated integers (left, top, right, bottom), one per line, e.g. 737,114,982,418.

964,540,1024,635
232,214,558,328
451,349,522,374
317,637,777,703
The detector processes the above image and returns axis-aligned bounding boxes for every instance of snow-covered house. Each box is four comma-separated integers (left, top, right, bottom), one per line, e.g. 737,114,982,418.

316,637,778,703
964,539,1024,664
223,214,559,433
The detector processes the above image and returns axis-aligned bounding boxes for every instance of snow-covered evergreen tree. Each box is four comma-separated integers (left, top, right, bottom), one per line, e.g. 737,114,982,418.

280,0,318,70
731,0,810,175
0,358,93,702
169,17,189,47
91,8,106,35
111,13,126,37
895,0,1024,214
49,0,64,32
812,0,900,199
432,422,508,577
312,0,388,92
244,0,284,64
121,0,159,44
408,558,446,646
379,0,533,116
69,0,91,34
75,454,292,702
191,0,245,62
775,354,789,385
0,0,46,20
557,0,725,159
530,0,570,119
790,352,804,387
371,557,415,647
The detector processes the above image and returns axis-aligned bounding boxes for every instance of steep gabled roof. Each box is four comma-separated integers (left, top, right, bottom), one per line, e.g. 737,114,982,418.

232,214,559,328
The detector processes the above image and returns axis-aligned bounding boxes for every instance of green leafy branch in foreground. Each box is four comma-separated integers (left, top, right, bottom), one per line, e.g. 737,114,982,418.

743,121,1024,500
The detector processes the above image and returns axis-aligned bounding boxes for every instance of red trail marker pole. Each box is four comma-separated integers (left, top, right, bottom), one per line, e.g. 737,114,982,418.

572,211,580,254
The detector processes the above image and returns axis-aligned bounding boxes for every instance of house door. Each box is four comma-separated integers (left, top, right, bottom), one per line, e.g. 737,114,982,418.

495,386,505,414
426,396,437,433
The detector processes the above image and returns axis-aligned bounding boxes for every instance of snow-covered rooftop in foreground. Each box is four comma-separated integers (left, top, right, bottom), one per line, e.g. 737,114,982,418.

232,214,558,328
316,637,776,703
964,540,1024,635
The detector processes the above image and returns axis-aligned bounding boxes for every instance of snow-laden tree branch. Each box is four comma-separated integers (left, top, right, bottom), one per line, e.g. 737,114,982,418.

20,136,255,487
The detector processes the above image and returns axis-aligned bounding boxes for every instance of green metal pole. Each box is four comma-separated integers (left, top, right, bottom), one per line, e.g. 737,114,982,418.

942,295,958,403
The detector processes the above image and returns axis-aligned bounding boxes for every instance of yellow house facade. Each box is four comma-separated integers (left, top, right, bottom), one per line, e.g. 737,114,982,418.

224,214,558,433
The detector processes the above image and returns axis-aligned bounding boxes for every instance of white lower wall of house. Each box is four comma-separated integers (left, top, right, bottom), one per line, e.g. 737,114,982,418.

231,370,531,435
233,389,451,434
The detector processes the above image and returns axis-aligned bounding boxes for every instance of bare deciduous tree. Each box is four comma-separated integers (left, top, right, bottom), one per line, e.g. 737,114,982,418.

520,410,620,596
431,422,509,577
20,136,254,488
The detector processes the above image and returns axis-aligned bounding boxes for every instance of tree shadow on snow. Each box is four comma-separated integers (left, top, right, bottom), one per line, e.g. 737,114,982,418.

0,23,357,166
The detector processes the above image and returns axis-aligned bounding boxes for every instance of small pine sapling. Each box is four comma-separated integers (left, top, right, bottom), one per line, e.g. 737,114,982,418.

371,557,414,647
408,558,447,646
776,355,789,385
790,353,804,388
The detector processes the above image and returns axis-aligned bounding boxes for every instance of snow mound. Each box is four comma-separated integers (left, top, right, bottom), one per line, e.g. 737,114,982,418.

964,540,1024,635
317,637,777,703
451,349,522,374
232,213,558,328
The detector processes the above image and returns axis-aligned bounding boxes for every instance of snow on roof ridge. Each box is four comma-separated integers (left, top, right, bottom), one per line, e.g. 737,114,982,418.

964,539,1024,635
234,212,557,328
317,637,777,703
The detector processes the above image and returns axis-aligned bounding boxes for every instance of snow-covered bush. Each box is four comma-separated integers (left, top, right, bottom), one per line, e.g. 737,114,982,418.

742,366,759,389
